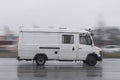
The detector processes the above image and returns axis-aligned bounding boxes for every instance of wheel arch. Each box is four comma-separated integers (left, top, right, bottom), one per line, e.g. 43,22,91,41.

86,52,99,61
33,53,48,60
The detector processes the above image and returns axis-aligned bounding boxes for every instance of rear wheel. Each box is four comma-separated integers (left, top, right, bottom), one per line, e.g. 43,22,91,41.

86,56,97,66
35,55,46,66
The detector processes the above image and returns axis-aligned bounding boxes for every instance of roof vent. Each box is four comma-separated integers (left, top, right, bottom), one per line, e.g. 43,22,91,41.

59,27,67,29
48,26,54,29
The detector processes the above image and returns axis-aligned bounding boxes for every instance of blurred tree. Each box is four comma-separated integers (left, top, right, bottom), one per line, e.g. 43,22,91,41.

93,27,120,47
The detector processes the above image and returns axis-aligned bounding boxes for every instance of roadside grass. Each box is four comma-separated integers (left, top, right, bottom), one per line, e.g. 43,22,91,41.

0,52,17,58
0,52,120,58
103,53,120,58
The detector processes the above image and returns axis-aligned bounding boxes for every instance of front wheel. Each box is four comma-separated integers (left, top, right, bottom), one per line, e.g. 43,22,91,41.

35,56,46,66
86,56,97,66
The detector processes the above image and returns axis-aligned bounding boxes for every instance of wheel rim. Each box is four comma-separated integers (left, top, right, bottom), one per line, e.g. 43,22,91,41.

37,57,44,64
89,60,96,65
88,56,97,66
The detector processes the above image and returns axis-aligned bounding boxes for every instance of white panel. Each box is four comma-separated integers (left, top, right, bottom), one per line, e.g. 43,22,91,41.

22,32,59,45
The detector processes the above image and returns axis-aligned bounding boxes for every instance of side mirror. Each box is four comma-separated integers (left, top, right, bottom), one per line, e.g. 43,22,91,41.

90,39,93,45
91,33,94,37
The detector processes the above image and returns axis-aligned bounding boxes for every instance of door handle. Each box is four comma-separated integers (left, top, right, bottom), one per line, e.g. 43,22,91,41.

72,47,75,51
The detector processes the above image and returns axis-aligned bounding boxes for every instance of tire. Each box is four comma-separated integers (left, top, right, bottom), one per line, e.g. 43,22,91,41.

86,56,97,66
35,55,46,66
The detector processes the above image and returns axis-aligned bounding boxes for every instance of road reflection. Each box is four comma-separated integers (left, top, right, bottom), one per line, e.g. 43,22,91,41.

83,64,102,77
17,62,102,80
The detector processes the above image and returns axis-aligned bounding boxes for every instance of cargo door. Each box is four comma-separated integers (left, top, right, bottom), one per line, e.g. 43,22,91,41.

59,33,78,60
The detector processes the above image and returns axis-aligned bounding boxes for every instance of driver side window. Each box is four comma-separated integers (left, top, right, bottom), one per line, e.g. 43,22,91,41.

79,34,92,45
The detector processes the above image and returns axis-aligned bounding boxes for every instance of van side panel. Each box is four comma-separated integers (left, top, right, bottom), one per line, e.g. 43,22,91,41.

18,32,59,59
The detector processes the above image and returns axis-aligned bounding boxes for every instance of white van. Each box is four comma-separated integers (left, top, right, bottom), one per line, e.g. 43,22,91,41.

17,27,102,66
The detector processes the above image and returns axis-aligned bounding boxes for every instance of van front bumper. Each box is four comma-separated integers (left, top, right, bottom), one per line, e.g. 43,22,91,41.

97,56,102,61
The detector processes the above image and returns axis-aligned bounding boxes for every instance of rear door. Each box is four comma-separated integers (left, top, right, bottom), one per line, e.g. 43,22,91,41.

59,33,78,60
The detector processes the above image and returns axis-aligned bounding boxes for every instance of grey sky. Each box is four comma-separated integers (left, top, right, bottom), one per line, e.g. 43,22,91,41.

0,0,120,32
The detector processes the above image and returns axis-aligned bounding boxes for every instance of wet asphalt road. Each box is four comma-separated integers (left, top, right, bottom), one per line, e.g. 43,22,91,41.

0,58,120,80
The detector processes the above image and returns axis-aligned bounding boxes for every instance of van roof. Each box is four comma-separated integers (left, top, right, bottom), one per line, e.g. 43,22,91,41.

20,27,89,33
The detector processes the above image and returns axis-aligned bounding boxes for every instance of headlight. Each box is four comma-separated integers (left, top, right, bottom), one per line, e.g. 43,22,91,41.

99,51,102,57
